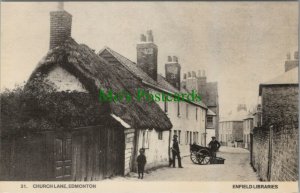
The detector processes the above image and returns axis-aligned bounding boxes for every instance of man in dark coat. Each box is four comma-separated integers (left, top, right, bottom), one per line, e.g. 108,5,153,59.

208,136,221,158
171,135,183,168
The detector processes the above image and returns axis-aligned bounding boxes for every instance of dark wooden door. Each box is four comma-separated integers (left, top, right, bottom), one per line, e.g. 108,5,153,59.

54,133,72,180
98,126,125,179
71,125,125,181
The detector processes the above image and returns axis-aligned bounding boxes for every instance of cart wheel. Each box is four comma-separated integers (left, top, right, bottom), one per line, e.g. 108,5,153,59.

190,151,199,164
198,149,211,165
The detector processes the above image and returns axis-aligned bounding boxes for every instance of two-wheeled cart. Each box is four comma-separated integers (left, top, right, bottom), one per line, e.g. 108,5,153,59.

190,144,225,165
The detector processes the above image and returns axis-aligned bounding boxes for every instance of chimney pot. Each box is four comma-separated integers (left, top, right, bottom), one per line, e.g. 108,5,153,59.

202,70,206,77
146,30,154,42
188,72,191,78
173,56,178,62
287,52,291,60
140,34,146,42
57,2,64,11
294,51,299,60
192,71,196,77
168,56,172,62
183,73,187,79
197,70,201,77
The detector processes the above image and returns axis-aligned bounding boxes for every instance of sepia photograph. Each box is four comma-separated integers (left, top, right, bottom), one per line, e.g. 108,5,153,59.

0,1,298,192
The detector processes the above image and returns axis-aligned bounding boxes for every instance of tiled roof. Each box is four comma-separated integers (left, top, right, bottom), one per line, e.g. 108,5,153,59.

207,108,216,116
262,67,298,85
99,47,157,86
99,47,207,108
259,67,298,95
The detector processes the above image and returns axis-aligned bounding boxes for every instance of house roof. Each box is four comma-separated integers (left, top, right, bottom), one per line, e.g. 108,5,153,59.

259,67,299,95
243,115,254,120
219,110,248,122
207,108,216,116
28,38,172,131
98,47,207,109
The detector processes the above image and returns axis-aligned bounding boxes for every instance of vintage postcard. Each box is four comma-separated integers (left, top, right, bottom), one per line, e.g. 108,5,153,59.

0,1,298,193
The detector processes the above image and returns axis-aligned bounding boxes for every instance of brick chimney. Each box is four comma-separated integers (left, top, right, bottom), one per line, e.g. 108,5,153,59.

50,2,72,49
137,30,158,80
165,56,181,90
196,69,207,95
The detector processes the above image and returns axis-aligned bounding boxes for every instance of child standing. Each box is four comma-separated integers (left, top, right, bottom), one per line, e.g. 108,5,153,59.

137,148,146,179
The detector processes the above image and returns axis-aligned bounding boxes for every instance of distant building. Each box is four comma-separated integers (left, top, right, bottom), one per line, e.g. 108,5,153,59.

218,104,248,147
219,121,243,147
285,51,299,72
252,64,298,181
242,115,254,149
181,70,219,141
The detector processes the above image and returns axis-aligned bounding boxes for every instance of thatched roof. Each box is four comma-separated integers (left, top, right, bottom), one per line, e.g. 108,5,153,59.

28,38,172,131
99,47,207,109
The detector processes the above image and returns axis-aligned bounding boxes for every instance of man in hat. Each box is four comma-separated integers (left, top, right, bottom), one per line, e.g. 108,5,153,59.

208,136,221,159
171,134,183,168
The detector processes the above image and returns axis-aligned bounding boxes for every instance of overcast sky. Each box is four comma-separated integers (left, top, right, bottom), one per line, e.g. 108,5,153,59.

1,2,298,117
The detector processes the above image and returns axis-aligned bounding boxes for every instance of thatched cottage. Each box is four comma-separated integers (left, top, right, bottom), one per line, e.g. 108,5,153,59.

0,4,172,181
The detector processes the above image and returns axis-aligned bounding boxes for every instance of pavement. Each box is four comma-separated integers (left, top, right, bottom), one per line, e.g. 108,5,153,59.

110,146,259,181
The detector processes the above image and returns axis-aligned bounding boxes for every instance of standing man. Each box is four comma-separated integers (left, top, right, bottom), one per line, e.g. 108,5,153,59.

208,136,221,159
171,135,183,168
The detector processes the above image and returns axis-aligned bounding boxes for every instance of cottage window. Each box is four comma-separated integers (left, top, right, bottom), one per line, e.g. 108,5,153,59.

164,100,168,113
207,116,213,127
186,104,189,118
186,131,189,145
178,130,181,144
190,132,192,145
177,102,180,117
196,108,198,120
142,130,149,149
193,132,196,143
158,131,163,140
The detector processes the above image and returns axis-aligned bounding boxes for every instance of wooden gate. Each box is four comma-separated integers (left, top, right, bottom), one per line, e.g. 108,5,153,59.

70,125,125,181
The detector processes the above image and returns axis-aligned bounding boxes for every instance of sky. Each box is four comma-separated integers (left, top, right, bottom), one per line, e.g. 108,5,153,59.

1,2,298,117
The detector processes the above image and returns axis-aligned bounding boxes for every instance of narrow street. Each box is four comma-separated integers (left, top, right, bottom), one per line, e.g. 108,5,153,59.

112,147,259,181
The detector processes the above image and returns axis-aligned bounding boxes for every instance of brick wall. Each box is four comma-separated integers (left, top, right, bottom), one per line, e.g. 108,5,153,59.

252,128,270,181
271,124,298,181
261,86,298,126
252,85,298,181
